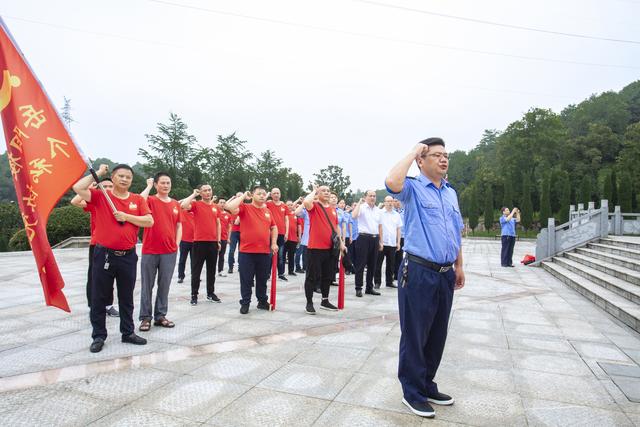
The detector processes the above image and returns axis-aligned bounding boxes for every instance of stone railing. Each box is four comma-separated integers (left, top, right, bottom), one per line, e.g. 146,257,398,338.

536,200,640,263
535,200,609,262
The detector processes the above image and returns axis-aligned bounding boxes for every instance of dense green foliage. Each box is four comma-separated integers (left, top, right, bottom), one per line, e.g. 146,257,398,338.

450,81,640,230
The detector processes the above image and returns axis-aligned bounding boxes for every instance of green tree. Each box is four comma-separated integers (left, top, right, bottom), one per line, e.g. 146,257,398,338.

310,165,352,199
579,175,592,206
502,178,513,209
540,173,552,225
559,176,571,224
603,170,613,211
138,112,198,196
0,152,17,202
618,122,640,199
209,133,254,197
468,186,479,231
619,171,633,212
521,173,534,230
611,169,618,208
483,184,494,231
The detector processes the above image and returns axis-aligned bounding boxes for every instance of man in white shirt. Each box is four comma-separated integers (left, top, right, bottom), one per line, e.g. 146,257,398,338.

375,196,403,289
352,190,382,297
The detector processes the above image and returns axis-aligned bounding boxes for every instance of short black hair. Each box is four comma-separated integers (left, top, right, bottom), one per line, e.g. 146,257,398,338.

419,137,445,147
100,177,113,183
111,164,134,175
252,185,266,193
153,172,171,183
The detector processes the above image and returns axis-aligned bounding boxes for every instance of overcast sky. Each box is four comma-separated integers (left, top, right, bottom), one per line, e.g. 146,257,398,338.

2,0,639,191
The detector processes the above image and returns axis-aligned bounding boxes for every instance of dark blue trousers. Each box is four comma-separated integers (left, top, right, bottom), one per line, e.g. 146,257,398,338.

238,252,271,306
228,231,240,271
500,235,516,266
397,256,455,404
91,245,137,340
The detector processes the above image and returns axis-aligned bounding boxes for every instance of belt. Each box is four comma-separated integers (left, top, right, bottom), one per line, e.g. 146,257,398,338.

96,244,135,257
359,233,378,237
407,253,452,273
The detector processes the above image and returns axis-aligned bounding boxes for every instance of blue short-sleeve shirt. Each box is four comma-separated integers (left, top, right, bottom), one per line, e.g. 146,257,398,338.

386,174,463,264
500,215,517,237
298,208,311,246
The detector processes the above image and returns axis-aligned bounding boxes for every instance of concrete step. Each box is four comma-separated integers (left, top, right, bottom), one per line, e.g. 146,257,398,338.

553,256,640,305
600,237,640,252
542,261,640,332
563,252,640,286
575,247,640,273
587,242,640,260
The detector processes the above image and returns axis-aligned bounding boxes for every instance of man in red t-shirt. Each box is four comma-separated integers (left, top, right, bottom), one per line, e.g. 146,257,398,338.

73,164,153,353
138,173,182,332
302,184,345,314
266,188,289,281
70,175,118,316
284,200,299,277
177,207,194,283
181,184,222,305
225,186,278,314
217,199,232,277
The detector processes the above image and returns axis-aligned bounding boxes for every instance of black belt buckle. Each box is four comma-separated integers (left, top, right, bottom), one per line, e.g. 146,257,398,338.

113,250,128,257
438,266,451,273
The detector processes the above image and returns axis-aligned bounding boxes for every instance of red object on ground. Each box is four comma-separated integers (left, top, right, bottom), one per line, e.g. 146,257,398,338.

338,255,345,309
1,20,89,312
521,254,536,265
270,252,278,310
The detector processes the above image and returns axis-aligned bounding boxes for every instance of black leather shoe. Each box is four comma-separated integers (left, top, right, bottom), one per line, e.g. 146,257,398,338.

386,283,398,288
365,289,381,296
90,338,104,353
257,301,270,310
278,275,288,281
240,304,249,314
356,289,363,297
177,278,184,283
288,272,297,276
427,391,454,405
122,333,147,345
402,398,435,417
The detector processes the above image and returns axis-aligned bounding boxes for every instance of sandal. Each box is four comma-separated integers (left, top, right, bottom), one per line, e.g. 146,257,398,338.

153,317,175,328
139,319,151,332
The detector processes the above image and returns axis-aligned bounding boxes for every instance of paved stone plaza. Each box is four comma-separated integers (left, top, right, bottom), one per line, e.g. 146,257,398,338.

2,239,640,426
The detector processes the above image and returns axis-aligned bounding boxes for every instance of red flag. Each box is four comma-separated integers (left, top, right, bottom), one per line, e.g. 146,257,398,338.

0,19,88,312
270,252,278,310
338,255,345,309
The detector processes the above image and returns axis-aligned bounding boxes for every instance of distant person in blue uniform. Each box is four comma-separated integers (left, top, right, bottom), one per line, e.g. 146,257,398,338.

385,137,465,418
499,207,520,267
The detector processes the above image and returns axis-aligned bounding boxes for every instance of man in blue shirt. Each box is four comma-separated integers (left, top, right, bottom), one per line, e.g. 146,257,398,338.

385,137,465,419
294,204,311,273
499,207,520,267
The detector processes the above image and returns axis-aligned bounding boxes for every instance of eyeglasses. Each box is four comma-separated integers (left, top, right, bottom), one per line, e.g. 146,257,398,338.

421,152,449,160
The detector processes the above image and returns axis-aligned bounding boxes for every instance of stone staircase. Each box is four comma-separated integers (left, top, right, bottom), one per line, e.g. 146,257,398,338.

541,236,640,332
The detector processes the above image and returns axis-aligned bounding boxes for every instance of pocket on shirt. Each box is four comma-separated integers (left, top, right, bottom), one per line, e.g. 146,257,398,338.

421,201,442,225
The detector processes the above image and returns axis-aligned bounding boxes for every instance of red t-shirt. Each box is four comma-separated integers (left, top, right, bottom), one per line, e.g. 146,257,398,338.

266,201,287,236
83,203,97,245
142,196,181,255
238,203,275,254
89,188,150,250
219,210,232,241
287,211,298,242
190,200,220,242
180,210,194,243
307,202,338,250
230,213,240,232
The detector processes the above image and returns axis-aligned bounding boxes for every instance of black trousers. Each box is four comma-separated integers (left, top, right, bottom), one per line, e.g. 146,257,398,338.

354,234,378,291
228,231,240,270
375,245,397,286
87,244,114,308
217,240,228,273
238,252,271,305
394,237,404,280
501,236,516,266
284,241,297,274
305,248,335,303
177,241,193,280
276,234,286,275
191,241,218,297
347,238,357,274
91,245,136,340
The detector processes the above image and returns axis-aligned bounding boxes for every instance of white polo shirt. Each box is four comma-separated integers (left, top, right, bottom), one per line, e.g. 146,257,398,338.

380,209,403,246
356,203,381,235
